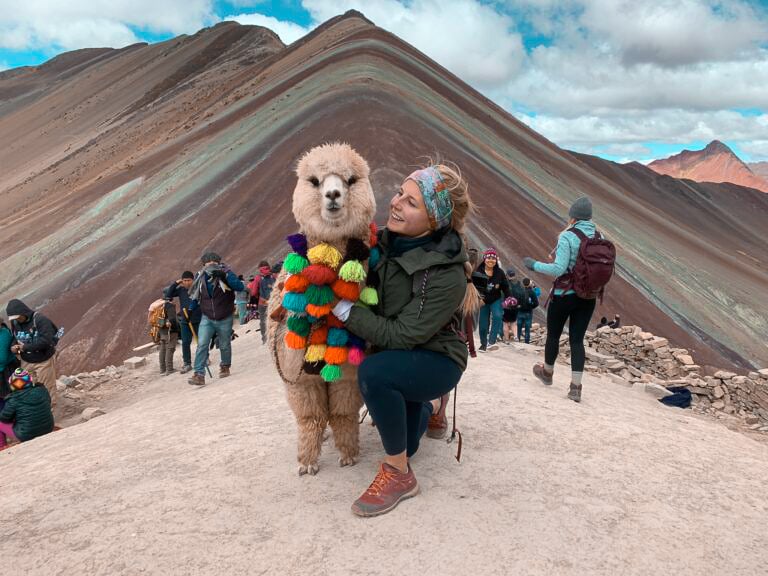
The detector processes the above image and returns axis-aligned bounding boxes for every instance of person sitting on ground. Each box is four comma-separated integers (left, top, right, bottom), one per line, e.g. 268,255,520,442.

523,196,600,403
0,368,54,451
597,316,609,328
258,262,280,344
235,275,249,325
5,299,59,408
608,314,621,329
516,277,539,344
157,299,180,376
187,252,245,385
475,247,510,352
502,268,523,344
332,163,480,517
164,271,201,374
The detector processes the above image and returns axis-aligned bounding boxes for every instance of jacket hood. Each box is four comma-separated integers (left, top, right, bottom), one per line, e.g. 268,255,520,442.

6,299,34,319
571,220,596,235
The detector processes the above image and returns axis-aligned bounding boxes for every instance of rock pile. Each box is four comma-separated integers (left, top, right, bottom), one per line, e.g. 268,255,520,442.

527,323,768,429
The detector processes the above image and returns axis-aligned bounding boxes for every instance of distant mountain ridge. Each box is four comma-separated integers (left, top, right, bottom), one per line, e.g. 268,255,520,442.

648,140,768,193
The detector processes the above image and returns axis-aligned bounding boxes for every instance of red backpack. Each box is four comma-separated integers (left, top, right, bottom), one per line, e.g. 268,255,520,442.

553,227,615,301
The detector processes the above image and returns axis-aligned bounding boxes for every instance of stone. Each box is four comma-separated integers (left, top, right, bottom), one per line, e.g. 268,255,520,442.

647,338,669,350
124,356,146,370
681,365,700,372
713,385,724,399
731,376,746,386
607,373,632,387
745,415,760,425
714,370,737,380
687,386,709,395
585,349,614,364
675,354,694,365
607,361,626,372
712,400,725,410
596,326,612,335
81,407,106,422
645,383,673,398
758,368,768,378
639,332,653,341
748,372,759,380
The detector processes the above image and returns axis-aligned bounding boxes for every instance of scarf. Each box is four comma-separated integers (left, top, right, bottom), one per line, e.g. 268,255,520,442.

189,263,231,302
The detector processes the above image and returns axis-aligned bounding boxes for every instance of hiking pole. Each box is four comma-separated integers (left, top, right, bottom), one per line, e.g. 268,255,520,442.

183,308,212,378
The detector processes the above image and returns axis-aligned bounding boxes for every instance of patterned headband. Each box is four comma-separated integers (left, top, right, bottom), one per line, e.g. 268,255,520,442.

407,167,454,230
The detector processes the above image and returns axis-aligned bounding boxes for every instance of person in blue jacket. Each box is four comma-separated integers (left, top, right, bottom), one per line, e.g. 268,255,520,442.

164,271,202,374
186,252,245,386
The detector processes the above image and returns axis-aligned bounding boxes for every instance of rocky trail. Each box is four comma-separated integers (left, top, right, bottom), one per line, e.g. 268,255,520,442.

2,324,767,575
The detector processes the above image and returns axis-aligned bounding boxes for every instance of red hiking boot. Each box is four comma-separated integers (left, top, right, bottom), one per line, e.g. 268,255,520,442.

351,463,419,517
426,393,449,439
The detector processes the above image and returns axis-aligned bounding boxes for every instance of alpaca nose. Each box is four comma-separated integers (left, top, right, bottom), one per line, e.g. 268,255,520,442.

325,189,341,201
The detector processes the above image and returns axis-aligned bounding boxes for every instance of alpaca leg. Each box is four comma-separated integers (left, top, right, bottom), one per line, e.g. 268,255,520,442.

286,380,329,476
328,378,364,467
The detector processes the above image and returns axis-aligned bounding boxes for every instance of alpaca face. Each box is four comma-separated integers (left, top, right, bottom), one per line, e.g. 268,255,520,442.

293,143,376,243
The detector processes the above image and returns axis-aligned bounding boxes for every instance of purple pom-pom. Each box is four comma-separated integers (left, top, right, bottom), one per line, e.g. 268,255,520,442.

287,233,308,256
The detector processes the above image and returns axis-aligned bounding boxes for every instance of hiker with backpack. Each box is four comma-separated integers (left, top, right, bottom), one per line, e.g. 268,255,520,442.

164,271,201,374
475,247,510,352
5,299,60,408
148,298,181,376
187,251,245,386
0,368,54,451
523,196,615,403
332,164,480,516
516,277,539,344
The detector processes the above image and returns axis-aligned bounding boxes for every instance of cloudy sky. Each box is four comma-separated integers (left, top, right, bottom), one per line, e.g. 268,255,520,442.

1,0,767,163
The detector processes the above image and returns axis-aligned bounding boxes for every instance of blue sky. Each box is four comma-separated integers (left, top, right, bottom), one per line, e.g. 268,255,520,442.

2,0,767,163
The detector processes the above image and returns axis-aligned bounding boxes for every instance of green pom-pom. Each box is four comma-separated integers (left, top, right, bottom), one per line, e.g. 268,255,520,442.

284,252,309,274
305,284,335,306
338,260,366,283
287,315,311,337
320,363,343,382
359,286,379,306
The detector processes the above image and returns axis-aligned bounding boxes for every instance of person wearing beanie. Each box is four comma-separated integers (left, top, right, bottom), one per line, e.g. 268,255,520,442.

165,271,202,374
473,247,511,352
521,196,599,403
186,251,245,385
0,368,54,449
5,299,59,407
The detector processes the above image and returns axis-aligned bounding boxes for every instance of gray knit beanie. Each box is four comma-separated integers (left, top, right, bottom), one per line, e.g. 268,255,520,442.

568,196,592,220
201,251,222,263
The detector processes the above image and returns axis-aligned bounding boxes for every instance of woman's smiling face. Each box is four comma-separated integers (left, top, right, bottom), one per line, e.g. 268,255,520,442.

388,178,431,237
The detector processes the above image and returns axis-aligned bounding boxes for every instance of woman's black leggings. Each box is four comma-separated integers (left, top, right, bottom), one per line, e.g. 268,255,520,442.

545,294,596,372
357,349,463,457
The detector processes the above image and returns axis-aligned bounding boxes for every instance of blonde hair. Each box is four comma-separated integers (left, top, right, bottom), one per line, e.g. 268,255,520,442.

432,162,482,318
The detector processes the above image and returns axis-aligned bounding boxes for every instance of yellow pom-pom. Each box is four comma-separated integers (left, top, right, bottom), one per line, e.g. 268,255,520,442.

359,286,379,306
307,243,343,269
304,344,327,363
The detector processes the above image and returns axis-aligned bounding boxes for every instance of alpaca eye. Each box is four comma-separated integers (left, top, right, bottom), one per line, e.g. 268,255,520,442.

347,176,357,186
309,177,319,187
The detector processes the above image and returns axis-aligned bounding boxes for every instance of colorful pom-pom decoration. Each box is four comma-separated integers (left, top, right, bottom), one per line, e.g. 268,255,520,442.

304,344,327,363
326,327,349,348
344,238,370,262
369,222,378,247
326,314,345,329
305,303,332,318
325,346,348,365
282,292,308,313
359,286,379,306
285,331,307,350
286,233,309,256
348,347,365,366
286,315,311,337
302,264,337,286
285,274,311,293
307,243,343,269
331,278,360,301
309,326,329,345
338,260,366,283
305,284,335,306
368,246,381,269
321,364,343,382
284,253,309,274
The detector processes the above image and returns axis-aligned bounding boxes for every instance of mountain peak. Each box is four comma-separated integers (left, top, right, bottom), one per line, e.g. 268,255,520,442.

703,140,734,155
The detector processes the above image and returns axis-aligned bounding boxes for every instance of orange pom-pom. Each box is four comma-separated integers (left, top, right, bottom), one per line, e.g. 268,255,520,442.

332,278,360,301
285,331,307,350
285,274,310,293
326,314,344,328
302,264,336,285
369,222,378,247
306,303,332,317
325,346,348,365
309,325,329,345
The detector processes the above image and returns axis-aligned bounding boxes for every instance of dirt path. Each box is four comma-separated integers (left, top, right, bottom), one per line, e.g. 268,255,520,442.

2,327,767,575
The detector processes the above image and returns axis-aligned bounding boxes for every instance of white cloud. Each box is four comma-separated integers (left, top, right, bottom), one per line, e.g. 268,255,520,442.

0,0,215,51
227,13,311,44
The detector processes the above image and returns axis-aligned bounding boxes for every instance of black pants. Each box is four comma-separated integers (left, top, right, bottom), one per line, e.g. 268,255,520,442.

545,294,596,372
358,349,462,457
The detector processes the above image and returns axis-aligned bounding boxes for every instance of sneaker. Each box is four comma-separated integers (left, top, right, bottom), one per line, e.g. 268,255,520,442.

426,393,449,439
159,370,166,376
487,344,499,352
533,363,553,385
219,366,231,378
180,364,192,374
187,373,206,386
568,383,582,403
479,345,487,353
351,463,419,517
